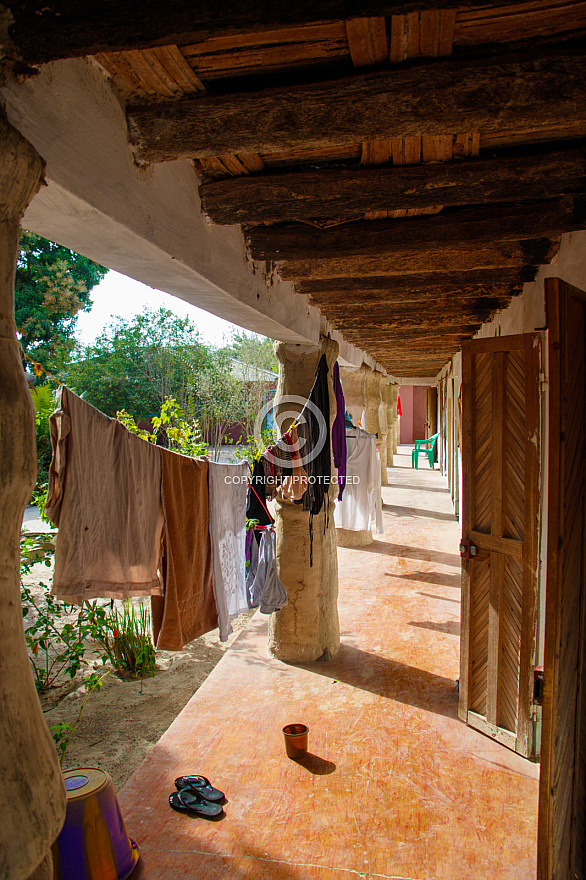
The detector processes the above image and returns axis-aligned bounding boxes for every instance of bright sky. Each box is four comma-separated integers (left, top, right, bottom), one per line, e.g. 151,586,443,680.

74,270,242,348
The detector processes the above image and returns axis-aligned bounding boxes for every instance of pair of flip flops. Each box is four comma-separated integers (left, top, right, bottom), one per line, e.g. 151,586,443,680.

169,775,225,819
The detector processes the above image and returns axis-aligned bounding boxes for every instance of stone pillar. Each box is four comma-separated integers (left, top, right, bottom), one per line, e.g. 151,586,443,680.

337,365,372,546
268,338,340,662
338,365,366,428
0,114,66,879
386,384,400,466
364,368,388,487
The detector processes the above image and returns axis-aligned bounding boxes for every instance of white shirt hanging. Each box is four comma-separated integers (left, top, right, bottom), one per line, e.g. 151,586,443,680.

334,428,383,533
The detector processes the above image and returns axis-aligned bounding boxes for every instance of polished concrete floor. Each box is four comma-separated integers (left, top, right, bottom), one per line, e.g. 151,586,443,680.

119,447,539,880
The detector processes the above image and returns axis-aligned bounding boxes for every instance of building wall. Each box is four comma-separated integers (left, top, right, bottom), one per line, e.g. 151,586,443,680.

399,385,427,443
399,386,413,443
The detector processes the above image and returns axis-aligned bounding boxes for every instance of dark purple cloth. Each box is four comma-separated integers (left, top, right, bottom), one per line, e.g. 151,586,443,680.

331,361,347,501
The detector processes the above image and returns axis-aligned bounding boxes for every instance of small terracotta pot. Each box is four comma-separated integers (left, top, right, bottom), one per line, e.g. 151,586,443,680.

282,723,309,758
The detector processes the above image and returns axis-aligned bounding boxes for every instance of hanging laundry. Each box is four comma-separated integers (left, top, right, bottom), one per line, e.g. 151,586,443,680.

151,450,217,651
46,387,164,603
208,461,248,642
246,458,274,529
247,529,288,614
245,528,260,607
281,426,309,503
261,455,282,501
298,353,332,520
334,428,383,534
331,362,347,501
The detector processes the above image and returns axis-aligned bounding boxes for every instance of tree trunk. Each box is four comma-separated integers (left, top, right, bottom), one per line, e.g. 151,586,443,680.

0,113,66,880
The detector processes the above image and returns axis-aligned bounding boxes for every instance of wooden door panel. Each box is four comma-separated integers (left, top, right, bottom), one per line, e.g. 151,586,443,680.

460,333,540,758
539,277,586,880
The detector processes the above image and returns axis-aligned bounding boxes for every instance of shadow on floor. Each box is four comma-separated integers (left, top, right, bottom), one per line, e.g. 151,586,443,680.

382,503,458,522
359,540,461,568
386,483,453,494
418,591,460,603
385,570,461,588
409,620,461,637
290,753,336,775
294,644,459,718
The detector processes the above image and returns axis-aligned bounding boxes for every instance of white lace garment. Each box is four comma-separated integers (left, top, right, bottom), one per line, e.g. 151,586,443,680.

208,461,248,641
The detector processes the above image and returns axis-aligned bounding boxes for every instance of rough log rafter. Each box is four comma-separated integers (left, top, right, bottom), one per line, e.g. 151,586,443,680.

319,299,511,319
8,0,532,64
296,268,526,296
203,149,586,223
277,237,557,279
129,48,586,163
245,198,584,259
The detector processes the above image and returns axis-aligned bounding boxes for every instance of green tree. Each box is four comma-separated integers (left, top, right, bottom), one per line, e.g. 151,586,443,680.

16,231,107,372
67,308,215,419
227,330,278,373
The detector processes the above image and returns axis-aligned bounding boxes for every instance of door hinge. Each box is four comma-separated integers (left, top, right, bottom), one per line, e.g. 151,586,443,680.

459,539,477,559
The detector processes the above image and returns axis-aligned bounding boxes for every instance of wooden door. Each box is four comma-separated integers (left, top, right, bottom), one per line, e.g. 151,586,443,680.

460,334,540,758
538,278,586,880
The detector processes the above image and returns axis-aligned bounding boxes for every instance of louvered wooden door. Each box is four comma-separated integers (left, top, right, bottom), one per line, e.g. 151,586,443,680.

538,279,586,880
460,334,540,758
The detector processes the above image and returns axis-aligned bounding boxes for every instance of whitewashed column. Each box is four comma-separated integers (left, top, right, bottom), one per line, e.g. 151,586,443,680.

386,384,400,465
268,338,340,662
364,368,388,487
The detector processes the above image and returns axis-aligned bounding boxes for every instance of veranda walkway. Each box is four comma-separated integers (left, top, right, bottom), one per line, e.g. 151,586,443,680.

119,446,539,880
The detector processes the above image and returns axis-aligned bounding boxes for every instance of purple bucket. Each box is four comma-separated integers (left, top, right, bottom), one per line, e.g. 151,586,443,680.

52,768,139,880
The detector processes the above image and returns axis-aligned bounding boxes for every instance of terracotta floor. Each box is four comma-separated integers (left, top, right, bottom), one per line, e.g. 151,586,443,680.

119,447,539,880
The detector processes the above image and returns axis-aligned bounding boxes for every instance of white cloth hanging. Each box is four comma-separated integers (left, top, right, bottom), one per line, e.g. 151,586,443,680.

334,428,383,533
208,461,248,641
247,528,288,614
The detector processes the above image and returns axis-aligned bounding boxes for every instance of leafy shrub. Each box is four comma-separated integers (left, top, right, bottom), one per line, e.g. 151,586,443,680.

96,602,156,689
20,535,108,692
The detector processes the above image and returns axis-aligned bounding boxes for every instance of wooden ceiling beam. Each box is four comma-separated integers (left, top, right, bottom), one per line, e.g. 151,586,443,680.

245,198,584,259
320,300,510,320
9,0,528,64
311,292,513,309
296,268,525,296
336,322,484,335
129,47,586,163
201,148,586,223
277,237,557,279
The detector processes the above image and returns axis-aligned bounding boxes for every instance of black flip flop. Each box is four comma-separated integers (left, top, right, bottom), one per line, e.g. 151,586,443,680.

174,775,225,802
169,788,223,818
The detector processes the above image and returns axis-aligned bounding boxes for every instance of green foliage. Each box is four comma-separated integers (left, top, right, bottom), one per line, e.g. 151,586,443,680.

30,383,58,487
227,330,278,373
231,429,276,468
67,307,214,419
192,349,244,459
118,396,209,458
16,231,107,372
20,535,109,692
95,603,156,690
50,671,110,767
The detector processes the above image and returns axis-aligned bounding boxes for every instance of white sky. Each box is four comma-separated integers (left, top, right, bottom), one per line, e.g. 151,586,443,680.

74,270,243,348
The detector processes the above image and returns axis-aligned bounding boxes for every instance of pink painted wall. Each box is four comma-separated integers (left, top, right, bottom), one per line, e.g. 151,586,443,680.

399,386,414,444
399,385,429,444
413,386,427,442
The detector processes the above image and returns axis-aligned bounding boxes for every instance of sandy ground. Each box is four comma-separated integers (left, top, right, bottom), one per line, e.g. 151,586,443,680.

21,516,254,792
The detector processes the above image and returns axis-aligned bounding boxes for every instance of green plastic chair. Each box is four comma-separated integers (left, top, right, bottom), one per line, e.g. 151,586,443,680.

412,432,440,469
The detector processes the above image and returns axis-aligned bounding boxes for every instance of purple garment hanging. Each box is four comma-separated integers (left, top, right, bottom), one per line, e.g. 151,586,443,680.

331,361,347,501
